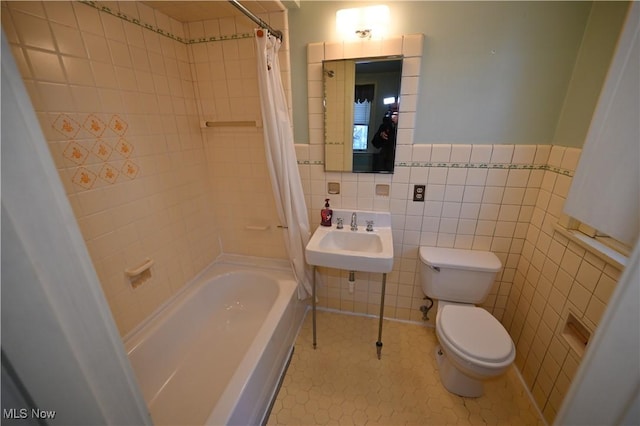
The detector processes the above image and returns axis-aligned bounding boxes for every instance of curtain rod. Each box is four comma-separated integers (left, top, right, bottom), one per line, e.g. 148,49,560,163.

228,0,283,41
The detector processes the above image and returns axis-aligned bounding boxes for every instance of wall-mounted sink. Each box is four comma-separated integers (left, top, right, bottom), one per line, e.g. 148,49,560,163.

305,210,393,273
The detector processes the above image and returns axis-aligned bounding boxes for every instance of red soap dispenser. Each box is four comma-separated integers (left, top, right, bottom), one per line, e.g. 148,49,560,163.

320,199,333,226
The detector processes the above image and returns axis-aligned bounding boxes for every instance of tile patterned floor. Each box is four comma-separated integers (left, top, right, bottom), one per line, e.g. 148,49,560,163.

267,310,545,425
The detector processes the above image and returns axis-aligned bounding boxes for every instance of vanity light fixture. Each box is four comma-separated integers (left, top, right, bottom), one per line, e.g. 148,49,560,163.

336,5,390,40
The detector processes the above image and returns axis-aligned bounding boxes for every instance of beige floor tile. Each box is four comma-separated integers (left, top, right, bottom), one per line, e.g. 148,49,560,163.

267,310,544,426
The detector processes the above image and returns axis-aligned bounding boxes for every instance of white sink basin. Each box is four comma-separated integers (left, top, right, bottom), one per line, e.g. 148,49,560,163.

305,210,394,273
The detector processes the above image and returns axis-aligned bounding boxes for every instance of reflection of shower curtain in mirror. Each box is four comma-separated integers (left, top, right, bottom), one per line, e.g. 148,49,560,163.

255,29,313,299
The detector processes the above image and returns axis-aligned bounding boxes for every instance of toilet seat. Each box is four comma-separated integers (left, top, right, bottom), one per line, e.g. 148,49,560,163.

438,304,514,365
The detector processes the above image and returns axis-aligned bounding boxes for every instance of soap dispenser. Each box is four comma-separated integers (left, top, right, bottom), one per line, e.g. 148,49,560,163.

320,199,333,227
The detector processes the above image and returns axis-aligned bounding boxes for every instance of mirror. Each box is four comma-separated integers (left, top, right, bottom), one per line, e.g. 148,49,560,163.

323,57,403,173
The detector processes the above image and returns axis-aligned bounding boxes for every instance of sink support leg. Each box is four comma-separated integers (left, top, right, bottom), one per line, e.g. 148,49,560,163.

376,273,387,359
312,266,317,349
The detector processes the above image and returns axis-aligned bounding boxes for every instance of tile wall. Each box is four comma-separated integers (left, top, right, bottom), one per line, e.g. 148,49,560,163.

2,1,625,422
503,146,624,423
296,141,624,424
297,143,557,323
187,14,289,260
1,0,288,335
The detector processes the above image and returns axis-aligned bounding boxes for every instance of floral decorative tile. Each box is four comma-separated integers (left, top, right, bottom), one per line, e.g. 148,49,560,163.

121,160,139,179
109,114,128,136
115,138,133,158
99,163,119,184
63,141,89,165
83,114,107,138
92,139,113,161
55,112,139,190
72,167,97,189
52,114,81,138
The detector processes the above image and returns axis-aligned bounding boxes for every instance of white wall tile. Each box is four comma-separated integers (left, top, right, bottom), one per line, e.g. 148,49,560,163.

560,147,581,171
450,144,472,163
307,42,324,63
399,94,417,112
547,146,566,167
483,186,504,203
470,144,493,163
503,187,525,205
466,168,488,186
26,49,66,82
51,23,87,57
401,56,421,76
402,34,424,57
431,144,451,162
512,145,538,164
462,186,484,203
507,169,531,188
395,144,413,163
446,168,467,185
381,36,403,56
427,168,448,184
460,202,480,219
324,41,344,60
103,13,128,43
486,169,508,186
412,145,431,162
409,167,428,183
397,111,416,130
444,185,464,202
400,76,419,95
491,144,514,163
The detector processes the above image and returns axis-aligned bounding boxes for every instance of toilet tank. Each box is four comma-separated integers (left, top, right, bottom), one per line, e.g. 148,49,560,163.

419,247,502,304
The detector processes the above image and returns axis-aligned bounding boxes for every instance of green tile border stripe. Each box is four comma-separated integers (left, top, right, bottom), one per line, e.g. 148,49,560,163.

396,162,574,177
79,0,254,44
296,161,574,177
542,165,575,177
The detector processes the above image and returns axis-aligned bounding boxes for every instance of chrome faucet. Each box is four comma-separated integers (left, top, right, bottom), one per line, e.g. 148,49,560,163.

350,212,358,231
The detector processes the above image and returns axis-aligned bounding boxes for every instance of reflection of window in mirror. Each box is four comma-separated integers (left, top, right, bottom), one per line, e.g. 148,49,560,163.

353,84,374,151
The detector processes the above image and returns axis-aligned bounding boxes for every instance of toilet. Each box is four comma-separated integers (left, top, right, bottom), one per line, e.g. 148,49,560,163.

419,246,515,398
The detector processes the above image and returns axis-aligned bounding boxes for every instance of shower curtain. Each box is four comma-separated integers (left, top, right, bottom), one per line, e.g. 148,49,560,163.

255,29,313,299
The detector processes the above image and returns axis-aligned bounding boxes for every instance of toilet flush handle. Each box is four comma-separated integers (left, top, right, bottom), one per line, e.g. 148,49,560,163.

428,264,441,272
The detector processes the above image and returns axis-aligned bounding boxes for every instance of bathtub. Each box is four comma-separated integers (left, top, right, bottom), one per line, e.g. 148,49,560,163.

124,256,302,426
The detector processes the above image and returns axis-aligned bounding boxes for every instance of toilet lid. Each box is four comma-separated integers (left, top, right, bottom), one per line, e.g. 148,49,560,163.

439,304,514,364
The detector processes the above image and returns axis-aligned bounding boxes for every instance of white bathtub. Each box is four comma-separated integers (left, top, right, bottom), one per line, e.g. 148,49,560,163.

124,257,302,426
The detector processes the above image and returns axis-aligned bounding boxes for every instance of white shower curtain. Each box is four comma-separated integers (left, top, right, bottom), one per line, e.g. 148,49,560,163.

255,29,314,299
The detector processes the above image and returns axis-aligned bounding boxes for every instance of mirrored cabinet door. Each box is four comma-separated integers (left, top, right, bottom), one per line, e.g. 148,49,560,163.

323,57,403,173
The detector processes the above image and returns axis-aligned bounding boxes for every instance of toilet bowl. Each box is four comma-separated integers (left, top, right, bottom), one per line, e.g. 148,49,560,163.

434,301,515,397
419,247,515,397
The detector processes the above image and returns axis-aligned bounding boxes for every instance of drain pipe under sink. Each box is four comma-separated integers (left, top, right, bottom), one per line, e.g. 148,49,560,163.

348,271,355,294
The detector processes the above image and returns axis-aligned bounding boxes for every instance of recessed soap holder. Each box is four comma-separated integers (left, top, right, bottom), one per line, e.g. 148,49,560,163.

328,182,340,194
562,312,591,357
125,258,154,288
